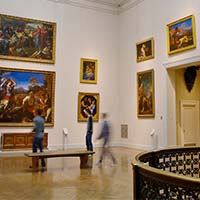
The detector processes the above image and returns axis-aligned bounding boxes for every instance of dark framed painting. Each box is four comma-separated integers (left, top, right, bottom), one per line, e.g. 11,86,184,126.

80,58,98,84
136,38,154,62
0,67,55,127
78,92,99,122
167,15,196,54
0,14,56,63
137,69,154,118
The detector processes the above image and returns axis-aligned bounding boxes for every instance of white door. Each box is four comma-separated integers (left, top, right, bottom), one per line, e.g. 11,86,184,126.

180,100,200,146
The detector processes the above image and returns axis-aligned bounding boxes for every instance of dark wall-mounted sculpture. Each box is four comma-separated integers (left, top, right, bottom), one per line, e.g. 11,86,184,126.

184,66,199,92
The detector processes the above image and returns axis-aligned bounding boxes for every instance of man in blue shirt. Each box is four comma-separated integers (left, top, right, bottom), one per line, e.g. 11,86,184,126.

32,108,46,168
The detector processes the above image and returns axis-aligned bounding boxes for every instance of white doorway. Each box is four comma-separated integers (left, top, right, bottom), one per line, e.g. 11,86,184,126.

180,100,200,146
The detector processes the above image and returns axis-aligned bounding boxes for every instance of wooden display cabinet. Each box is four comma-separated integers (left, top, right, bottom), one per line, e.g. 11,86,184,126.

1,133,48,150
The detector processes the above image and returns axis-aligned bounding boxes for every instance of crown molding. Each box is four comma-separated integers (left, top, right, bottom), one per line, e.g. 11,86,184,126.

48,0,144,15
83,0,119,8
48,0,119,15
120,0,144,13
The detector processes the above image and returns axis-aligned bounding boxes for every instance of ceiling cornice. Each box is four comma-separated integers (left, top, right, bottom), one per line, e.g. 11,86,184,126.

48,0,144,15
120,0,144,13
83,0,120,8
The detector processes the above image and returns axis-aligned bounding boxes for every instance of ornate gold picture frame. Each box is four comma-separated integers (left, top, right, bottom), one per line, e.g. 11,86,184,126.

80,58,98,84
136,38,154,63
78,92,99,122
0,67,55,127
0,14,56,63
167,15,196,54
137,69,155,118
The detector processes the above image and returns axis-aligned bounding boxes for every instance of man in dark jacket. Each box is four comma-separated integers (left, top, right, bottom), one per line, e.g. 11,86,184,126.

86,109,93,151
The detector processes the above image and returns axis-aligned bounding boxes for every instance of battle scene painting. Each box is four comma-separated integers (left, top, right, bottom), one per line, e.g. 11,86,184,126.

137,69,154,118
0,14,56,63
78,92,99,122
0,67,55,126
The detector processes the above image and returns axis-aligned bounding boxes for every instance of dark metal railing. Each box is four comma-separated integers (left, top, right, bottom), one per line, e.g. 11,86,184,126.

132,147,200,200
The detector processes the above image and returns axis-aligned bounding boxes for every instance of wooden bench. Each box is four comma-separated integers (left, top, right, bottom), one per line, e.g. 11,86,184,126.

24,150,95,170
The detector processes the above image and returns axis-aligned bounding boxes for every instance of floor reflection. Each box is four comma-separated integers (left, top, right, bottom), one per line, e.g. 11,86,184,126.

0,147,141,200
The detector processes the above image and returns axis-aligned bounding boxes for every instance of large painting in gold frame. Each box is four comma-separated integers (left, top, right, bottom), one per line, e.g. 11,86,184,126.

80,58,98,84
137,69,155,118
78,92,99,122
0,14,56,63
0,67,55,127
167,15,196,55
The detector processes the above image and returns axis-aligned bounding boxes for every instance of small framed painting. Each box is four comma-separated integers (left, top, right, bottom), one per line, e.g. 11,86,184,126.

0,67,55,127
0,14,56,64
136,38,154,62
137,69,155,118
167,15,196,54
80,58,98,84
78,92,99,122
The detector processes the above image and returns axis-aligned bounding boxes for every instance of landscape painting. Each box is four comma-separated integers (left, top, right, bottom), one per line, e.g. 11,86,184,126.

0,14,56,63
0,67,55,127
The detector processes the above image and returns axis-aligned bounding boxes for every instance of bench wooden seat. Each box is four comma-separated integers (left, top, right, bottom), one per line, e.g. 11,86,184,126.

24,150,95,170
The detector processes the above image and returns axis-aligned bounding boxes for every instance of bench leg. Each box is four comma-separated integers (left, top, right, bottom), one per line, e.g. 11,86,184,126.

80,155,93,168
32,157,39,170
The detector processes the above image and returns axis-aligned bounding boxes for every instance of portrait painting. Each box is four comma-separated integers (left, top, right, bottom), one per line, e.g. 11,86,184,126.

0,67,55,127
167,15,196,54
80,58,98,84
136,38,154,62
0,14,56,63
78,92,99,122
137,69,154,118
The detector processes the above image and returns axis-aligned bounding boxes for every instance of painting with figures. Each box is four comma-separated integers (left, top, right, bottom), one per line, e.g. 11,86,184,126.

137,69,155,118
167,15,196,54
0,67,55,127
0,14,56,63
78,92,99,122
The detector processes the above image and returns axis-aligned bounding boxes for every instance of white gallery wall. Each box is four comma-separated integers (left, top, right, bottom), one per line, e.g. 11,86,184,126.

0,0,120,149
119,0,200,149
0,0,200,150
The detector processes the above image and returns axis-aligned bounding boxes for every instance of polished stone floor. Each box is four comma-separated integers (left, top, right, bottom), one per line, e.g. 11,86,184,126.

0,147,142,200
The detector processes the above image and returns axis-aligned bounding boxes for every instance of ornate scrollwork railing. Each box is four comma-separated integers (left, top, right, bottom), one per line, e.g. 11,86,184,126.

132,147,200,200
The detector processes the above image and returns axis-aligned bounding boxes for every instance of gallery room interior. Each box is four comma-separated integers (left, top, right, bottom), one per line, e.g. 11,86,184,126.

0,0,200,199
